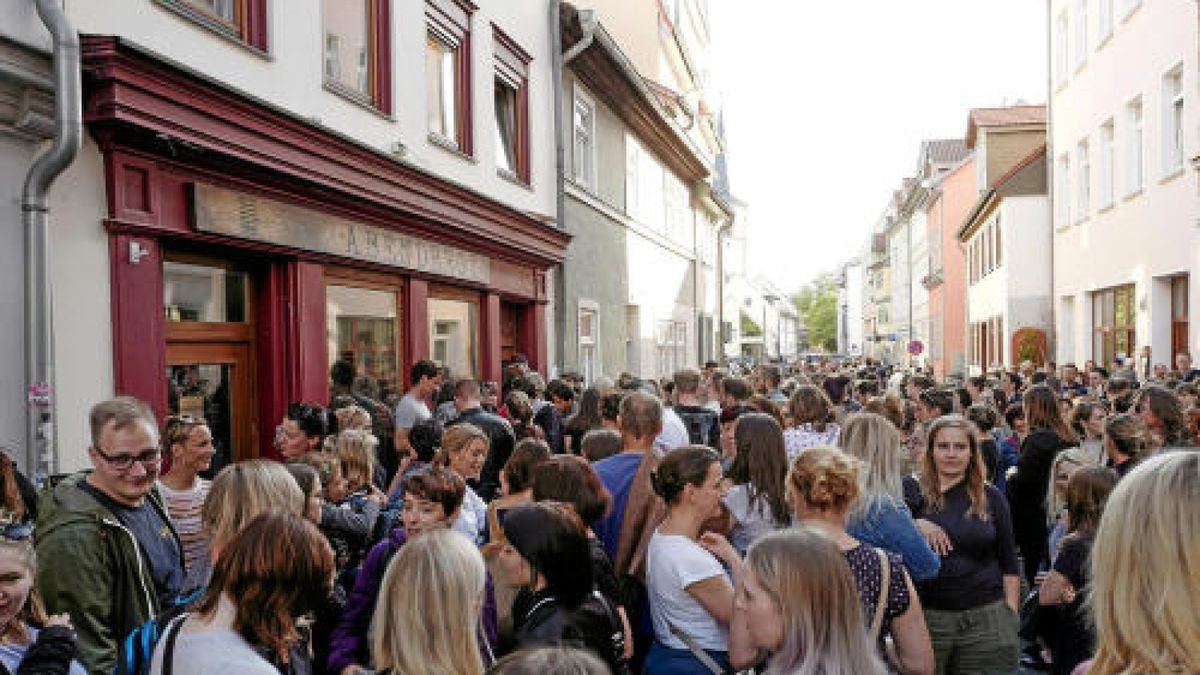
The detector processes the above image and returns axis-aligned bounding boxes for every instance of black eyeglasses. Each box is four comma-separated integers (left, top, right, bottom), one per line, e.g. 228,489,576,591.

93,444,161,472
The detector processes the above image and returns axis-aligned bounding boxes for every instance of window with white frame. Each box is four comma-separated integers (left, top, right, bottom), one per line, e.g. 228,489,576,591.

1056,153,1071,226
655,320,687,377
1076,139,1090,219
1073,0,1087,68
1099,119,1114,207
578,305,598,385
664,172,691,246
1163,66,1184,174
1097,0,1112,43
1054,11,1068,85
572,86,597,191
1126,97,1143,194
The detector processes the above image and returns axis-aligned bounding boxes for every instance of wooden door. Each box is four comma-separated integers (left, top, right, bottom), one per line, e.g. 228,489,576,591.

165,340,257,470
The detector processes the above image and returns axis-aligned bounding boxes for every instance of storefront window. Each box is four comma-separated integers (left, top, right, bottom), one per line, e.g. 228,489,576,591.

428,297,479,379
326,284,399,401
163,261,247,323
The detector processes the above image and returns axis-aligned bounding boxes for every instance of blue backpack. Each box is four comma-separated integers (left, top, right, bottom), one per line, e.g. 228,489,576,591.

112,587,203,675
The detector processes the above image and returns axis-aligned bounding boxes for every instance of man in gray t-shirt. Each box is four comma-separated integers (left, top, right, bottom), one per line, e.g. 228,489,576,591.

393,359,442,459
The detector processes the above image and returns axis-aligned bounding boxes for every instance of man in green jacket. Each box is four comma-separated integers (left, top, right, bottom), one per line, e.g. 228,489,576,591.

36,397,186,674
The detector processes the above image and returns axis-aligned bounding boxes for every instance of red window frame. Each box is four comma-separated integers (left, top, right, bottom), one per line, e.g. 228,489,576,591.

426,0,476,154
322,0,394,115
155,0,270,52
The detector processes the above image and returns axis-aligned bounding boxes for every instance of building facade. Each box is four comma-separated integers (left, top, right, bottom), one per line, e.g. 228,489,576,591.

838,258,864,356
1051,0,1199,372
13,0,574,472
921,141,972,381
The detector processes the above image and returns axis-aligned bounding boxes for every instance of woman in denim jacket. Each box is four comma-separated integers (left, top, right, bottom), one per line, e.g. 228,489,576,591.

839,413,941,582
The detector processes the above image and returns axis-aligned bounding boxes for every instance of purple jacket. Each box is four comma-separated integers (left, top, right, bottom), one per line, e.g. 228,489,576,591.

327,526,499,673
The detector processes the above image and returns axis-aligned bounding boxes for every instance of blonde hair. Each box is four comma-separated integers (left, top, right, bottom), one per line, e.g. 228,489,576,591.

203,460,304,552
0,540,47,644
332,429,377,493
435,424,489,468
296,452,341,491
372,528,487,675
1044,446,1100,525
1087,451,1200,674
747,527,886,675
786,446,861,516
838,413,906,517
333,405,372,434
919,415,989,520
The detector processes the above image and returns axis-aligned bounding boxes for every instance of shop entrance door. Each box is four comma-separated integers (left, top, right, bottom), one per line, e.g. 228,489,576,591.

165,340,257,472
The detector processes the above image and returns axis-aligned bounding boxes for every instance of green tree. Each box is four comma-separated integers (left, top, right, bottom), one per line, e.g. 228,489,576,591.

793,274,839,352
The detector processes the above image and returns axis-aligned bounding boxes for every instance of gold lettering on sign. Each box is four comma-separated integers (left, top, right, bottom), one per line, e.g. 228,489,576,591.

190,183,491,285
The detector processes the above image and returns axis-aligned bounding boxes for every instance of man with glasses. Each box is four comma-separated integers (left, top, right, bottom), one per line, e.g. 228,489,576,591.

36,397,186,674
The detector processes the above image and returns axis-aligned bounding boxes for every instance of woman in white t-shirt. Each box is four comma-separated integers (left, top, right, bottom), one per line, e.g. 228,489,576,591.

723,413,791,555
438,424,490,545
646,446,743,674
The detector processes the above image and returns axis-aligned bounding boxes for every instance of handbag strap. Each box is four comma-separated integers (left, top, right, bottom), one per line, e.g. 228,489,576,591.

161,613,189,675
668,621,727,675
870,548,890,641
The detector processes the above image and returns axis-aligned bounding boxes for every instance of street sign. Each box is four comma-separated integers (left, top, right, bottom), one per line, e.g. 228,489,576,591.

907,340,924,356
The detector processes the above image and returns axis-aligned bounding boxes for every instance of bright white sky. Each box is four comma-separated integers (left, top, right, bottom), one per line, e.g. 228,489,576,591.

709,0,1047,293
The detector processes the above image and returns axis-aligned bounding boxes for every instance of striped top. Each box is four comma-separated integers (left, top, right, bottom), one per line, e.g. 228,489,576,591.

158,478,211,573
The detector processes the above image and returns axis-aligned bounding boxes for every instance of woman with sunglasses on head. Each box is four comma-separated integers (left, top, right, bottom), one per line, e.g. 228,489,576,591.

157,415,216,576
0,538,86,674
275,403,330,461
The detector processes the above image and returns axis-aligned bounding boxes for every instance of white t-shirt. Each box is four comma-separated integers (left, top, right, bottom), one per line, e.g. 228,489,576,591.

149,625,277,675
723,484,785,555
655,407,691,452
393,392,431,430
783,423,841,462
646,530,730,651
452,484,487,544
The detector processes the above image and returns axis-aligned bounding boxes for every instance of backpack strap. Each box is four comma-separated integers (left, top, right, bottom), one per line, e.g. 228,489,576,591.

870,548,890,641
161,614,189,675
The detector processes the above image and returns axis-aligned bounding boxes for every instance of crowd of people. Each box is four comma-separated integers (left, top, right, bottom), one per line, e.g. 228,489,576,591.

0,352,1197,675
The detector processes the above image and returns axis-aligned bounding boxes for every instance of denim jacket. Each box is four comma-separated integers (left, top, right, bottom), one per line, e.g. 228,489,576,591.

846,496,941,582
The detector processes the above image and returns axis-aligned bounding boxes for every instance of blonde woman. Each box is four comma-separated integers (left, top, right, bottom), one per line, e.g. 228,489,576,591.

194,459,305,585
786,448,934,675
372,527,489,675
1077,451,1199,674
436,424,491,544
157,415,215,574
729,527,886,675
909,416,1021,672
840,413,941,582
1044,446,1100,562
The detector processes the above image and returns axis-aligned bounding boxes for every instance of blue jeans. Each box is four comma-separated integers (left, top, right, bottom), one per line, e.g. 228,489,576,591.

645,640,730,674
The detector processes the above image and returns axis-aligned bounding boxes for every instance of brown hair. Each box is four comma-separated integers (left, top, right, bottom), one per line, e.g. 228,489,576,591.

160,414,208,460
618,391,663,440
402,466,466,518
531,456,612,527
196,512,334,664
730,413,790,525
503,439,551,494
651,445,719,505
295,452,341,491
1134,384,1192,446
747,395,785,427
580,428,622,463
203,460,305,553
1064,466,1117,538
920,415,989,519
0,451,26,522
786,446,861,515
863,395,905,430
89,396,156,446
1024,384,1079,445
436,424,489,468
788,385,833,431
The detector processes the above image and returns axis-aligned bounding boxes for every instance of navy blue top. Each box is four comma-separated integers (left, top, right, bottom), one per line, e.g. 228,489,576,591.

592,453,645,560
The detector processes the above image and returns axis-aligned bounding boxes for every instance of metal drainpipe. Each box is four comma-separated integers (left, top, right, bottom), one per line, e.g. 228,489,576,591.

22,0,83,480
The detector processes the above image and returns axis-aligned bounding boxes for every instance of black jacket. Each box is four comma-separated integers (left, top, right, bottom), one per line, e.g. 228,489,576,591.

451,407,516,502
511,590,624,672
1008,429,1067,548
2,625,79,675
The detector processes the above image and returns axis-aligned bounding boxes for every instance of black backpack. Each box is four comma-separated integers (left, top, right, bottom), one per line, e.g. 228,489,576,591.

675,407,718,447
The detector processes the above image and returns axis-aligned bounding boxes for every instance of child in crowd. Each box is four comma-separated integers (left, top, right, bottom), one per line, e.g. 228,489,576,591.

0,539,87,674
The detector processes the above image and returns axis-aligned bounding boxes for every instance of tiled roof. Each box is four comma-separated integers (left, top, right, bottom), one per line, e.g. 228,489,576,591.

920,138,970,166
966,104,1046,147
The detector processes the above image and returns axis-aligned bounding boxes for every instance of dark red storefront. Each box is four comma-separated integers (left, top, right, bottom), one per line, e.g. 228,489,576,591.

83,37,569,462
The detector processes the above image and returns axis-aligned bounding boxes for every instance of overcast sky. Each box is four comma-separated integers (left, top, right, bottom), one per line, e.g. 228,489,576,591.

709,0,1048,293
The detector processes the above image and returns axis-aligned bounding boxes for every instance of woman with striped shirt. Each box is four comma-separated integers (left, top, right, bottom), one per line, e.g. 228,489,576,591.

157,415,215,574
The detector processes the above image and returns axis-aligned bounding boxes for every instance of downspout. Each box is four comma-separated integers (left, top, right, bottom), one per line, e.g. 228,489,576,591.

1045,0,1058,367
552,2,597,375
22,0,82,479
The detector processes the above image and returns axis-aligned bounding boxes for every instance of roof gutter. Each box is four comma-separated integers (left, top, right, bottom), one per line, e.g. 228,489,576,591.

22,0,82,479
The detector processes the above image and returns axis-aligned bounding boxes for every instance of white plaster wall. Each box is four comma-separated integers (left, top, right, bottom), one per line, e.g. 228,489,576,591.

626,229,694,377
888,221,910,342
1051,0,1200,365
64,0,557,220
48,138,112,472
910,210,929,359
1005,196,1054,341
0,137,35,462
845,262,864,355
